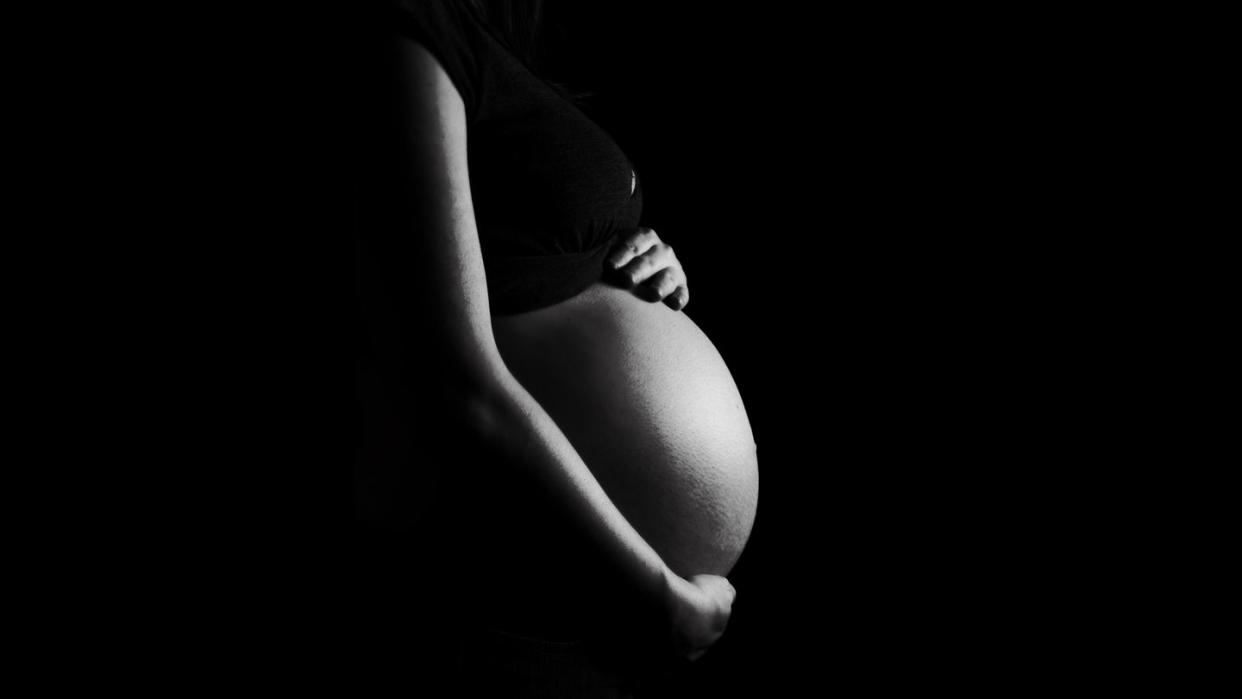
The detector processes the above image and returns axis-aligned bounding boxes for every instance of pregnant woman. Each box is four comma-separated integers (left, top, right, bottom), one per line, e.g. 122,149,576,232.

352,1,758,694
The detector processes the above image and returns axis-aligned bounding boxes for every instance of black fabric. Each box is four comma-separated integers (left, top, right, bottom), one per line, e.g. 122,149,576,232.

387,0,482,118
382,0,644,315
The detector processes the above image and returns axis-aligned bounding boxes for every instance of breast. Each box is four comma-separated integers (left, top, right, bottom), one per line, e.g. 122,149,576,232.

491,281,759,577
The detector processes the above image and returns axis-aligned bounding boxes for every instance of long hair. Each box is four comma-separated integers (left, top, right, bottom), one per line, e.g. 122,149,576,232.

461,0,546,69
461,0,591,104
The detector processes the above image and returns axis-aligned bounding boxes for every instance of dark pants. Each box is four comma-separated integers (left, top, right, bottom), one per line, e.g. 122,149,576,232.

436,558,689,697
352,441,695,696
348,604,685,698
351,526,690,697
446,623,682,698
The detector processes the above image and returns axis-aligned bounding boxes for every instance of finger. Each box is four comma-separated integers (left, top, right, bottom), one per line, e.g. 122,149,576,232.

639,267,683,303
697,575,736,607
605,228,660,271
692,573,734,594
663,284,689,311
618,243,677,287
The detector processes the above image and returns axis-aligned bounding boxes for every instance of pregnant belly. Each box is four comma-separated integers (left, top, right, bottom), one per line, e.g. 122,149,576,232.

492,281,759,577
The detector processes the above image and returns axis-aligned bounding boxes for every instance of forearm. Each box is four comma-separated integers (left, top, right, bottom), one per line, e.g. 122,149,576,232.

465,370,673,606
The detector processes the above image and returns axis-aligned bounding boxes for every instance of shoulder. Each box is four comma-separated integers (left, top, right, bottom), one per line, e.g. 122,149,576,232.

382,0,487,119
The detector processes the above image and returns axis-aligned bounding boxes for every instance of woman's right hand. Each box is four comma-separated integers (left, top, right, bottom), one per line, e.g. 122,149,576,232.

662,570,736,661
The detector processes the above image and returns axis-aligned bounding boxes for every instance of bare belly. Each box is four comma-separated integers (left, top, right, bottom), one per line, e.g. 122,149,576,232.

492,281,759,577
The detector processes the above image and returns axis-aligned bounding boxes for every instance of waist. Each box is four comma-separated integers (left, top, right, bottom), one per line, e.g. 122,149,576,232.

484,232,622,316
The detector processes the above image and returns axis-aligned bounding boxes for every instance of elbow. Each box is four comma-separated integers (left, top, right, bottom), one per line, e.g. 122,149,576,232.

382,336,519,444
430,359,518,439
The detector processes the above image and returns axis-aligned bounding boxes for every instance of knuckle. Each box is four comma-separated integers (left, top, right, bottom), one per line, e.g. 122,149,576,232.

621,260,650,283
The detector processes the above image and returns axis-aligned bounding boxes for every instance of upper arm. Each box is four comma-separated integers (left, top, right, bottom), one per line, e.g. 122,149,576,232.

363,31,506,395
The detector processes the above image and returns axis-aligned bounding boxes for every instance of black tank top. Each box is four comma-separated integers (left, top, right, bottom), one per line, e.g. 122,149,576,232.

384,0,643,315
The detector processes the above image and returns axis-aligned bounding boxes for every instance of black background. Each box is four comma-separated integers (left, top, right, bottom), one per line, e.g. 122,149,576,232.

529,6,1066,691
34,0,1163,692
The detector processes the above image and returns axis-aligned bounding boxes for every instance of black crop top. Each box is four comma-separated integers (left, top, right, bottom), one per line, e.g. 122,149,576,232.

385,0,644,315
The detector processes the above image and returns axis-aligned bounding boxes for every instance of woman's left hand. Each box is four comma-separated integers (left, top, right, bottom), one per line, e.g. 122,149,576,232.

604,227,690,311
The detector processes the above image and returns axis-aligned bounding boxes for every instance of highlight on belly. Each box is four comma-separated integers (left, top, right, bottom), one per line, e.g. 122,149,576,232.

492,281,759,577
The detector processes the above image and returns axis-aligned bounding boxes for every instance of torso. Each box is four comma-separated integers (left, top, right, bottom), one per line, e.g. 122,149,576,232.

491,281,759,578
354,273,760,640
360,2,756,637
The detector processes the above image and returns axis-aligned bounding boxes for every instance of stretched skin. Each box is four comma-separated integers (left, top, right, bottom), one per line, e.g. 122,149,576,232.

493,280,759,578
